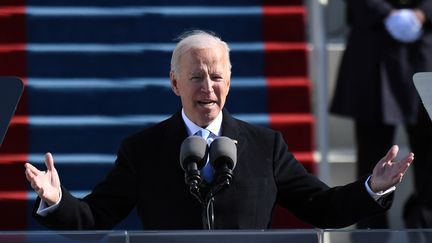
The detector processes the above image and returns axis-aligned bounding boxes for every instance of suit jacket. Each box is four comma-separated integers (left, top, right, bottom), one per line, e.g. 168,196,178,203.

33,109,390,230
331,0,432,124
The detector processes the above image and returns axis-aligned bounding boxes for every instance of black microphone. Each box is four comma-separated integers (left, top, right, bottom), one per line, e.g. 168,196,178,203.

209,136,237,186
180,136,208,192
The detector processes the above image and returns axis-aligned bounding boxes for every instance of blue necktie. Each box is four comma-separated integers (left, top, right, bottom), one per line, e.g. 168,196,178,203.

196,129,214,182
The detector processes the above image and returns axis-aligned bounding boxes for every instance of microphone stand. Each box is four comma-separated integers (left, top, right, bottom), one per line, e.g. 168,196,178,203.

183,168,216,230
186,180,213,230
202,197,214,230
202,177,231,230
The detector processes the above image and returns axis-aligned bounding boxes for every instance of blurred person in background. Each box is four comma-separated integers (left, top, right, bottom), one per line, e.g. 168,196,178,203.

331,0,432,230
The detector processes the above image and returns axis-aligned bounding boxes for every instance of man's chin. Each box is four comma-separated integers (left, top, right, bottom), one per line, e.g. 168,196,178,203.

197,111,219,126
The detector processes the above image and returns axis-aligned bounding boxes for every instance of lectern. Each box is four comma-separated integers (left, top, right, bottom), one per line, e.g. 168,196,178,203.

0,77,24,146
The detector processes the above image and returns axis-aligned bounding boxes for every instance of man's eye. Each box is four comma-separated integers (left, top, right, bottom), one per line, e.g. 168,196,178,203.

191,77,201,81
212,76,223,81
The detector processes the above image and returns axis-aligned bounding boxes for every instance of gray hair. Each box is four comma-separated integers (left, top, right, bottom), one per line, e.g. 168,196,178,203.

170,30,232,75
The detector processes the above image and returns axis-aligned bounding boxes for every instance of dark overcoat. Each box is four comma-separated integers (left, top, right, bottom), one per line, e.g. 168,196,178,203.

33,109,389,230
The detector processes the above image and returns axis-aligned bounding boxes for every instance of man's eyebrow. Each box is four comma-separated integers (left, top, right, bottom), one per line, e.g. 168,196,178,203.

189,70,205,75
189,72,201,76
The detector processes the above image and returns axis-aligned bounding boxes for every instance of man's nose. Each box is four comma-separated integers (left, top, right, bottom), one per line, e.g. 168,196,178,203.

201,77,214,93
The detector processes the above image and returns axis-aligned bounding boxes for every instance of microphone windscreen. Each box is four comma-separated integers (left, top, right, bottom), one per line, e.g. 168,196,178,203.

180,136,208,171
209,136,237,170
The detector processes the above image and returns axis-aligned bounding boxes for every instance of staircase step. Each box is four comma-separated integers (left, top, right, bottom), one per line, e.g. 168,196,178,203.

0,43,307,78
267,78,311,113
22,78,310,115
0,197,27,230
0,157,113,190
270,114,315,153
264,43,307,77
0,161,27,191
0,48,26,76
262,6,306,42
4,6,303,43
2,114,314,154
14,0,303,7
0,9,26,43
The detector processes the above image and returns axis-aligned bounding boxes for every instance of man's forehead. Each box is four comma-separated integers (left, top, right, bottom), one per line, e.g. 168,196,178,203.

180,34,221,48
181,47,227,62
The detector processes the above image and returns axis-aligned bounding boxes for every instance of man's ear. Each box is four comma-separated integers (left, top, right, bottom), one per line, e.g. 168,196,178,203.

170,71,180,96
227,77,231,91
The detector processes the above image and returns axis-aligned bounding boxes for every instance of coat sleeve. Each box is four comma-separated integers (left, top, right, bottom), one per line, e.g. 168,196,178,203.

32,186,95,230
272,132,392,228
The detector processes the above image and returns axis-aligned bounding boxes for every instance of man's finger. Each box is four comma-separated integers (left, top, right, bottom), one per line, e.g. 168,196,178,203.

24,169,35,182
383,145,399,162
397,152,414,174
26,168,37,180
44,152,55,171
406,152,414,163
25,163,41,177
392,173,403,185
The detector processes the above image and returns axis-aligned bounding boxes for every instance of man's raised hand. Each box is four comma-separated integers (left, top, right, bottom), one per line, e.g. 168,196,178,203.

24,152,61,205
369,145,414,193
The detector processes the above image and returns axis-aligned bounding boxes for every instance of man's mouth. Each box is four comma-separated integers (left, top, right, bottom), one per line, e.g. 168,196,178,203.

197,100,216,107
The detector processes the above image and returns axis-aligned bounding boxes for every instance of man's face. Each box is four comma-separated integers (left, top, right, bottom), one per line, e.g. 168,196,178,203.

170,46,231,127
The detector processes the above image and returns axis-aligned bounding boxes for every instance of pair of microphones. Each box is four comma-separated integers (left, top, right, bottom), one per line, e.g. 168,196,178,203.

179,136,237,192
179,135,237,229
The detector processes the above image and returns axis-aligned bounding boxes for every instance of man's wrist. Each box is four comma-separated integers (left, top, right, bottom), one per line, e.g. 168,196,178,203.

36,188,62,216
46,188,62,206
365,176,395,201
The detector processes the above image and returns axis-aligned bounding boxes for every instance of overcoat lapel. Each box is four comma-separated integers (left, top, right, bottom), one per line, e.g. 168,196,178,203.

221,109,246,163
161,110,189,174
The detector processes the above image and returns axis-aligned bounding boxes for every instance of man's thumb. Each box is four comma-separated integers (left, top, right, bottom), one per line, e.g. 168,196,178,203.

44,152,55,171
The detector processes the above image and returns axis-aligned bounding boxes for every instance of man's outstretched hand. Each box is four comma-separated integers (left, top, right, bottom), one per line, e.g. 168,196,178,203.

370,145,414,193
24,152,61,205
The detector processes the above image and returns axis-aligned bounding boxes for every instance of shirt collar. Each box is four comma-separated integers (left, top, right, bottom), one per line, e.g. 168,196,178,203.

181,109,223,137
